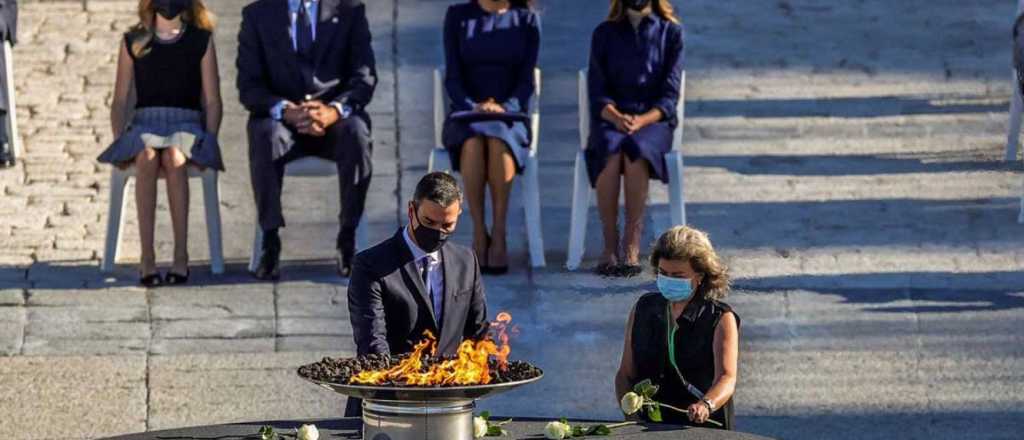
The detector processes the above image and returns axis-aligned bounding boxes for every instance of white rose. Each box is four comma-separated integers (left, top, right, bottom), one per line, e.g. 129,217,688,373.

297,424,319,440
473,416,489,438
620,392,644,415
543,421,572,439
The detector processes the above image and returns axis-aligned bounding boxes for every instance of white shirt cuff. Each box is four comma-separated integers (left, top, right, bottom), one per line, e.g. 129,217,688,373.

330,101,352,119
270,100,289,121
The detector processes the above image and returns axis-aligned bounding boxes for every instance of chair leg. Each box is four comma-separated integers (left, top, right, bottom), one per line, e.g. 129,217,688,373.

665,151,687,228
1019,196,1024,224
522,154,546,268
566,151,591,271
201,170,225,275
102,169,131,273
1008,69,1023,162
1019,173,1024,224
428,148,452,174
3,42,20,162
249,221,263,273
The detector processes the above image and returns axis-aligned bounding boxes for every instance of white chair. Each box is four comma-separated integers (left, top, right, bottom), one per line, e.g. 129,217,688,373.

248,156,365,272
1018,172,1024,223
102,165,224,274
427,67,546,268
566,69,687,271
3,41,22,161
1007,0,1024,161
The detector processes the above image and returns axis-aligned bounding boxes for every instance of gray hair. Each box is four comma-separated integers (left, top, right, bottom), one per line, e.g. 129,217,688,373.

413,172,462,208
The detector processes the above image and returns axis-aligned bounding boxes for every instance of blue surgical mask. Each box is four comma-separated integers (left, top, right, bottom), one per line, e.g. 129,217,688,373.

657,274,694,302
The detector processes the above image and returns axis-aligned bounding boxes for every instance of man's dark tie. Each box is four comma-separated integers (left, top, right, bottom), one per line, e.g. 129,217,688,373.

421,259,431,299
296,1,314,60
421,258,440,327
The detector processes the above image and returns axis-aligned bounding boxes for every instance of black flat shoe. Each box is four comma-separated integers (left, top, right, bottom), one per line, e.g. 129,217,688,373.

140,273,164,287
619,264,643,278
595,262,619,277
165,270,190,285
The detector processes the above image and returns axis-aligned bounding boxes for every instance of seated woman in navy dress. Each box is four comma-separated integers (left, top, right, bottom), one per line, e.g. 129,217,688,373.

586,0,684,277
441,0,540,274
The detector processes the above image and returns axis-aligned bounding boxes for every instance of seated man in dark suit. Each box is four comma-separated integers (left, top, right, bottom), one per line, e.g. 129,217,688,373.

237,0,376,280
346,172,489,415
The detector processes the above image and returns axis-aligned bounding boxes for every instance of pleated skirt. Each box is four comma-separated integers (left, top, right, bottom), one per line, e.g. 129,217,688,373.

97,106,224,171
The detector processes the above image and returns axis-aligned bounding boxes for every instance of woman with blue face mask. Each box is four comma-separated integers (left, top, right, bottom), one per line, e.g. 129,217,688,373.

615,225,740,429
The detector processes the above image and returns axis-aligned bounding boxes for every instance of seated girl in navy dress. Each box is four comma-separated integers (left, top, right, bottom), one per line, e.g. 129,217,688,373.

586,0,684,277
98,0,223,286
441,0,540,274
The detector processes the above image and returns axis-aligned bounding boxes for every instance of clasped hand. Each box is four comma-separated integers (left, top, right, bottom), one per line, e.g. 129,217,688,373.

475,98,506,114
282,100,341,137
603,104,652,135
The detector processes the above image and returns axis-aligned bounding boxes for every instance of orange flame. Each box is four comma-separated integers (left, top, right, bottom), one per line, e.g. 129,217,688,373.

350,313,516,386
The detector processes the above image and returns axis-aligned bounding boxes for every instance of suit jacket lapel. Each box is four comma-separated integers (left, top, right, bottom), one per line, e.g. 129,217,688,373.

394,229,437,329
271,0,305,92
313,0,343,67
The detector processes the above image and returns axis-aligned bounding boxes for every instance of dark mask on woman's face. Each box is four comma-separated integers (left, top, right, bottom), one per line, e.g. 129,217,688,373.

624,0,652,12
153,0,191,20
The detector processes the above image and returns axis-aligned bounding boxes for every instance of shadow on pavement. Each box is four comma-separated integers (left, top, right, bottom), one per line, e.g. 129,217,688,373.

0,260,350,290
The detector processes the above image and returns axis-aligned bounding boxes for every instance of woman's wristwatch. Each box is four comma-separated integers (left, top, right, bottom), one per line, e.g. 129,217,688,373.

701,397,715,413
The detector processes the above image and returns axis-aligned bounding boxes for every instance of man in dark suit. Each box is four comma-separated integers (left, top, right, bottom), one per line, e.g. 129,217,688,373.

0,0,17,169
237,0,376,280
346,172,489,415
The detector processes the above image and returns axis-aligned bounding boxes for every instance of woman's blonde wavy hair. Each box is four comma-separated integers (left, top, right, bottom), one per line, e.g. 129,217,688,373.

128,0,216,58
606,0,680,24
650,225,730,301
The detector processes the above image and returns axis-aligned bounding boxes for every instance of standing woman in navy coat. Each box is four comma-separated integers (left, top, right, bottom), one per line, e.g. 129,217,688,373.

441,0,540,274
586,0,684,277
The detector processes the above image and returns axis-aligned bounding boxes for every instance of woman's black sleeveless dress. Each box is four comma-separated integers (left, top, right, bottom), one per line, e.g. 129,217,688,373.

630,291,740,429
97,25,223,170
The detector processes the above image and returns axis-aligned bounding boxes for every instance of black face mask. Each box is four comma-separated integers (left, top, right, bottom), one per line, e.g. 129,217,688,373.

412,214,450,253
624,0,651,12
153,0,191,20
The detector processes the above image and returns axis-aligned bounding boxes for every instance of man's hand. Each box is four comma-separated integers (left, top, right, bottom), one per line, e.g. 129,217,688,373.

303,100,341,130
282,102,311,128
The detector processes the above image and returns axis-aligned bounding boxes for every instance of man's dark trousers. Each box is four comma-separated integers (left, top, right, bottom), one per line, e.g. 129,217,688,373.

247,114,373,235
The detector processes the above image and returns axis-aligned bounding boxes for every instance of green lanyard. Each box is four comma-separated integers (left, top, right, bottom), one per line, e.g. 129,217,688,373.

666,303,706,401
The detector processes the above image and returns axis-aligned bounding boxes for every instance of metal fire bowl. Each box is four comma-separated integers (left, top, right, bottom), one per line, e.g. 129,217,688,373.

298,370,544,402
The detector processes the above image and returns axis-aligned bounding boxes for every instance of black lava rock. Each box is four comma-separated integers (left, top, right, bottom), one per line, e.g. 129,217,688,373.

298,355,542,387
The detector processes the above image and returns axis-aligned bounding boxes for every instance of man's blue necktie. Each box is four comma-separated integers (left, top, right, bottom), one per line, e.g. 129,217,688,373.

296,1,314,59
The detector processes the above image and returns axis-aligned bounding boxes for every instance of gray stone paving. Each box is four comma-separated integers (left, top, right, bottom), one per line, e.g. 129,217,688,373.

0,0,1022,439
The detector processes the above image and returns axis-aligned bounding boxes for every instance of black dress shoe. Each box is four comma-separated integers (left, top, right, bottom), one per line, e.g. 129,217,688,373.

0,148,13,169
253,231,281,281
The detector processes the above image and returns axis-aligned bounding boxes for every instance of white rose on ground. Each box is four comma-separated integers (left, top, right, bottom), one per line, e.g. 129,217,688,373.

473,416,489,438
543,421,572,439
297,424,319,440
620,391,644,415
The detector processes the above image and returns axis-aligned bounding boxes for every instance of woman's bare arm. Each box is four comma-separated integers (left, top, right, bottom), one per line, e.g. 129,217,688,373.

615,305,638,403
110,42,135,138
705,311,739,409
200,38,222,135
